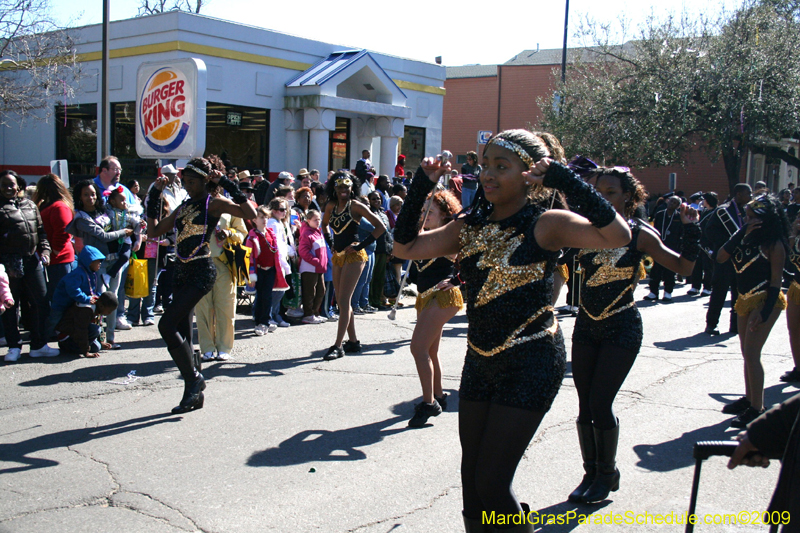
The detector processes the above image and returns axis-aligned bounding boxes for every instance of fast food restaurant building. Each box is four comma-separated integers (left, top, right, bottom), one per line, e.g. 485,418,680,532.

0,11,445,182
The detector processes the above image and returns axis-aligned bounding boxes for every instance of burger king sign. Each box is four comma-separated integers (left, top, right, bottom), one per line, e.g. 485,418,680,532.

135,58,206,158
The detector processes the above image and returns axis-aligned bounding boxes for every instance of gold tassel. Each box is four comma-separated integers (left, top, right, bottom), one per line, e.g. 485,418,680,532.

637,261,647,283
332,249,368,267
415,287,464,312
556,263,569,283
789,281,800,305
734,290,788,317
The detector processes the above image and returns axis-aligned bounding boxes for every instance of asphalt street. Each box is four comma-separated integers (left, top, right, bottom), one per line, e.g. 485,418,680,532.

0,280,794,533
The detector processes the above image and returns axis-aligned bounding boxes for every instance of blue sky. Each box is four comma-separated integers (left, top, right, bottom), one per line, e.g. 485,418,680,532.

51,0,742,66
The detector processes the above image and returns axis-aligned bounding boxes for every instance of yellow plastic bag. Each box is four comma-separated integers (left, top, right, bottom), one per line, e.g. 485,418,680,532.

125,254,149,299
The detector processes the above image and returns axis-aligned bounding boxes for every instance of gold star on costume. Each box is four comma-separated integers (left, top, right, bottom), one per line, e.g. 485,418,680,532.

577,247,640,321
460,224,547,308
176,204,206,243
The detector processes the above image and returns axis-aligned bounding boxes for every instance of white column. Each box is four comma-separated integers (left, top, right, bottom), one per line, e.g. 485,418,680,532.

284,109,304,173
379,136,399,177
355,116,376,168
304,108,336,177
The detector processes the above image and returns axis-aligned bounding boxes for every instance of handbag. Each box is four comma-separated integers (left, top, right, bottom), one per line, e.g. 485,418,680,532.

144,238,159,259
125,252,149,298
384,267,400,299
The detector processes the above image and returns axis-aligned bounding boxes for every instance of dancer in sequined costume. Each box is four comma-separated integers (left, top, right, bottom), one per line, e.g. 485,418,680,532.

320,171,385,360
717,195,789,428
782,213,800,383
566,166,700,504
393,130,631,533
406,190,463,428
147,156,256,414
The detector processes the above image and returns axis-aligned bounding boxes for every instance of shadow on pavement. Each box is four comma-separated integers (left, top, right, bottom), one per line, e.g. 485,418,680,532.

247,395,458,467
0,413,178,474
653,332,735,351
530,501,611,532
18,359,177,387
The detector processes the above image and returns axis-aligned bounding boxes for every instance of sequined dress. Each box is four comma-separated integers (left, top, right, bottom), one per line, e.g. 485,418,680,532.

173,196,219,294
329,201,358,252
732,241,787,316
458,202,567,412
573,219,651,352
411,257,463,312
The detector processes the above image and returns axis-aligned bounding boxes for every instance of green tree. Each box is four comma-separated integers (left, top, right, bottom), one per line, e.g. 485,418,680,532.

539,0,800,196
0,0,79,125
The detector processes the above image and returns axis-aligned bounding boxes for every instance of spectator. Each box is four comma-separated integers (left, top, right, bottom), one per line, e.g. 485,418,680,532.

267,198,294,327
0,170,57,362
368,191,392,309
57,290,118,358
395,154,406,177
94,156,140,214
297,209,327,324
246,205,284,335
34,174,75,302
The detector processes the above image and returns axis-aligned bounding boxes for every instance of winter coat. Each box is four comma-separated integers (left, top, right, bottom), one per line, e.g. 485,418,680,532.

0,196,51,259
0,264,12,312
298,224,328,274
246,228,288,291
51,246,105,313
40,200,75,265
66,209,128,257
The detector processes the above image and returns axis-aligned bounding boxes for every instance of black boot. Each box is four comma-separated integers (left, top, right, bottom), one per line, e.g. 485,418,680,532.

568,421,596,502
463,512,488,533
169,341,206,414
582,423,620,503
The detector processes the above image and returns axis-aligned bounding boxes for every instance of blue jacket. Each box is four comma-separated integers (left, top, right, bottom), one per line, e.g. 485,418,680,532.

51,246,105,312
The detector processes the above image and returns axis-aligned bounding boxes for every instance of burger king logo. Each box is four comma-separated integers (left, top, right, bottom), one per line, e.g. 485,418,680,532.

139,67,191,153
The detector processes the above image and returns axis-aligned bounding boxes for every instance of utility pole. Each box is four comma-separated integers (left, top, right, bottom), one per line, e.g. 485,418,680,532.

101,0,110,158
561,0,569,83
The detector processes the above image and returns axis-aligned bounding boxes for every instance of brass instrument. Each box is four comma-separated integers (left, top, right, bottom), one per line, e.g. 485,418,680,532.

642,255,654,273
716,204,740,238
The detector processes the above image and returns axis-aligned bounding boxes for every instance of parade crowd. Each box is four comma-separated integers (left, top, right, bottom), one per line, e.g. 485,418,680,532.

1,131,799,531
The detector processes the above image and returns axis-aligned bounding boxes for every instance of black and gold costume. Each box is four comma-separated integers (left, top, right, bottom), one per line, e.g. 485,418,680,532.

458,202,566,411
789,236,800,305
329,201,367,266
173,196,219,294
572,219,653,352
411,257,463,312
732,241,787,316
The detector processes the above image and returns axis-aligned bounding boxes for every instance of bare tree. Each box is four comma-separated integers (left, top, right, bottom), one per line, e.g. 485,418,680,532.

0,0,79,125
138,0,204,16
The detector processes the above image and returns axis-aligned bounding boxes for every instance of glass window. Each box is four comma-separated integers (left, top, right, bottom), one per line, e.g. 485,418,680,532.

206,103,269,172
112,101,158,180
401,126,425,172
329,117,350,172
55,103,97,181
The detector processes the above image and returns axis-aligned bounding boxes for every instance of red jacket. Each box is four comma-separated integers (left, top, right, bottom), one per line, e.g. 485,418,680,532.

298,224,328,274
40,201,75,265
246,227,288,290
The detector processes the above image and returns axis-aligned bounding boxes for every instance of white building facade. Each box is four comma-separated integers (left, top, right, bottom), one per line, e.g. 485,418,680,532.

0,11,445,182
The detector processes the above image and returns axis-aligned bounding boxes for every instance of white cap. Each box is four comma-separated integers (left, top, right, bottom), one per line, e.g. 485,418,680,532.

161,164,178,175
278,171,293,182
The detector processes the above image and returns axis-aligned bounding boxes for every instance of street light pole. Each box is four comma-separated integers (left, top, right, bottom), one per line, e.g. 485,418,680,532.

101,0,110,158
561,0,569,83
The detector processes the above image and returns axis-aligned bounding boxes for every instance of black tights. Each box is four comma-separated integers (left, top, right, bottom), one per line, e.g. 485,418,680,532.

158,284,206,375
459,400,546,521
572,342,638,430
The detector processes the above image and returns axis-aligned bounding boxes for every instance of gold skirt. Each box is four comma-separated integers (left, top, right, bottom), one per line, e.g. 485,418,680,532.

789,281,800,305
415,286,464,312
734,290,788,316
556,263,569,283
332,249,368,267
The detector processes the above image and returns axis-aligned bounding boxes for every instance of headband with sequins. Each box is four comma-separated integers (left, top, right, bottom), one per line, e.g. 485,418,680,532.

184,164,208,177
486,137,535,169
747,196,768,215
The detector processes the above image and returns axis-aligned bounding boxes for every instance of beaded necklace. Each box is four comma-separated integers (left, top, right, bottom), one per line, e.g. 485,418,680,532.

174,195,211,261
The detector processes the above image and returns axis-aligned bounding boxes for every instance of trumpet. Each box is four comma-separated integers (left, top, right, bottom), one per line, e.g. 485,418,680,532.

715,204,740,238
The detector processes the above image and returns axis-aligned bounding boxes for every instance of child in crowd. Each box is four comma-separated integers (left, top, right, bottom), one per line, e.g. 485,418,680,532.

103,186,144,287
246,206,286,335
48,245,105,340
57,291,118,358
0,264,13,314
266,198,293,327
297,209,327,324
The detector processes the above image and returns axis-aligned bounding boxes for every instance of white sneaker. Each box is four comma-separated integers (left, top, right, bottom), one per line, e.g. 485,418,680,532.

267,322,278,332
216,352,231,361
643,292,659,301
285,308,304,318
30,345,59,358
254,325,265,336
314,316,327,323
115,317,133,330
143,318,156,326
302,315,323,324
4,347,21,362
701,289,712,296
201,351,216,361
662,292,673,302
278,321,290,328
327,315,339,322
